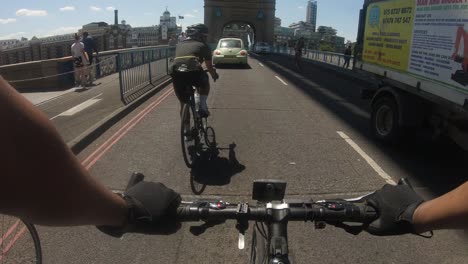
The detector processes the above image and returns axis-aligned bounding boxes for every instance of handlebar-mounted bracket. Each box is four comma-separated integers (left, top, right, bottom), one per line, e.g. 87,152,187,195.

252,179,287,202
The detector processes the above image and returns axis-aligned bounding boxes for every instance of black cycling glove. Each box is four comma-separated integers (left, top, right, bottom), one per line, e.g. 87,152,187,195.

365,183,424,236
212,72,219,82
98,181,181,237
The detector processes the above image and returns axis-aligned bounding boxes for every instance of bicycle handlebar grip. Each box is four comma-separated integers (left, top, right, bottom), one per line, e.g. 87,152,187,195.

176,205,200,222
126,172,145,191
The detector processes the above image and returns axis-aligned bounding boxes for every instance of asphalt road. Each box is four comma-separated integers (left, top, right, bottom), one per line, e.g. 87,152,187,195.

36,54,468,263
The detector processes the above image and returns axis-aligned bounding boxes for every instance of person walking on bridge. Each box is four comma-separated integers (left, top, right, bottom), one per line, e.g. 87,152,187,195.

82,32,99,86
343,45,352,69
71,33,89,88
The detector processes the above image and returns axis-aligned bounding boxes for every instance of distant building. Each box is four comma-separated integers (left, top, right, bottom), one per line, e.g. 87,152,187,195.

160,9,177,30
274,27,294,47
128,26,160,48
289,21,315,36
306,1,318,32
0,9,164,66
274,17,281,27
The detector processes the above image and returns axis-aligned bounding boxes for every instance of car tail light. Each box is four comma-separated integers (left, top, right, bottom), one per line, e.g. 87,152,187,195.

215,50,221,55
239,50,246,55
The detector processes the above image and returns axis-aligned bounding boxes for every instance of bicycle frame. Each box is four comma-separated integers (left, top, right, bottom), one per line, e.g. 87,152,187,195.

255,202,292,264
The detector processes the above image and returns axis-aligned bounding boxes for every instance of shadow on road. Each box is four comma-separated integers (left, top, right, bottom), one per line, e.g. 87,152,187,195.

190,143,246,194
251,53,468,196
215,64,252,70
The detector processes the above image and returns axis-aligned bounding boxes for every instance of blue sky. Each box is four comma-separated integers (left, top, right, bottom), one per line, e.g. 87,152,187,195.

0,0,362,42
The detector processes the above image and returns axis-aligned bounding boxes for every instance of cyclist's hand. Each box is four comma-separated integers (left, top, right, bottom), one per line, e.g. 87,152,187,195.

211,71,219,82
98,181,181,237
364,183,424,236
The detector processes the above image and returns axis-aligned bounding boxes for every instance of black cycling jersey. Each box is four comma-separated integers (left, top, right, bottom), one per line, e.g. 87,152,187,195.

172,39,212,72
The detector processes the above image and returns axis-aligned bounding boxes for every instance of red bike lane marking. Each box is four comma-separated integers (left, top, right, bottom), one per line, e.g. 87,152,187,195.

82,87,173,167
84,89,174,170
0,226,27,261
0,219,20,247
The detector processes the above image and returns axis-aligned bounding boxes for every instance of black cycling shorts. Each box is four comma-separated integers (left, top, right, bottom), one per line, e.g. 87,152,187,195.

172,71,209,104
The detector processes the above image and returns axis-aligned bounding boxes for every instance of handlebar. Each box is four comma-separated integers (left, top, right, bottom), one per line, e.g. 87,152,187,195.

176,199,377,224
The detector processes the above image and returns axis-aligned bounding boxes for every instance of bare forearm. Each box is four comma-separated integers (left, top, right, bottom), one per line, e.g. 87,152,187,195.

0,76,126,226
413,182,468,233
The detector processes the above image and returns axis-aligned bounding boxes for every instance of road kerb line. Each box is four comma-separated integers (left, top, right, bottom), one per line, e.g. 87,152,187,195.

337,131,396,185
275,76,288,86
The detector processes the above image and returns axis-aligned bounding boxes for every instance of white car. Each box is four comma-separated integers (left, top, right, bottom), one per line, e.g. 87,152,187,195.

213,38,248,65
254,42,271,54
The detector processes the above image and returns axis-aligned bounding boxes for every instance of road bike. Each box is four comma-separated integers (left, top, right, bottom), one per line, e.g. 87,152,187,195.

0,215,42,263
180,84,217,169
127,174,386,264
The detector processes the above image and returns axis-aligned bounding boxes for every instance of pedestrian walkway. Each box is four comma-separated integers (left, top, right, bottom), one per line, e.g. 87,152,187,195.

21,88,76,105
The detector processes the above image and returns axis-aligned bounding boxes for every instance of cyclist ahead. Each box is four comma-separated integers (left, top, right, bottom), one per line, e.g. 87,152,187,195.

170,23,219,118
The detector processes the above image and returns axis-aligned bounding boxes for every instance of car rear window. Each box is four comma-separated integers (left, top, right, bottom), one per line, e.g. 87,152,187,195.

220,40,242,48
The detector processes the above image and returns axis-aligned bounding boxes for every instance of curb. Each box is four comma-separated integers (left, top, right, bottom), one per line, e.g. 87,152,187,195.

68,77,172,154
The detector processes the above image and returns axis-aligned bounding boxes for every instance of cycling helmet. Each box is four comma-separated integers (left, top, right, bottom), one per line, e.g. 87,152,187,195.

186,24,209,40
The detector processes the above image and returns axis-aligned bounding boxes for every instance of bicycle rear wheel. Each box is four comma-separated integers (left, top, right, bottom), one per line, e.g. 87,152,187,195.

0,215,42,263
181,103,200,168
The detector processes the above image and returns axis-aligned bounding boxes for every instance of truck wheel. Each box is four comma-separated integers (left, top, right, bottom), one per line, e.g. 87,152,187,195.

371,96,400,142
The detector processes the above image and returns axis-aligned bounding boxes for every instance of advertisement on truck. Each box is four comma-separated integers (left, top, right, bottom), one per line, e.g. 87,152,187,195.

363,0,468,92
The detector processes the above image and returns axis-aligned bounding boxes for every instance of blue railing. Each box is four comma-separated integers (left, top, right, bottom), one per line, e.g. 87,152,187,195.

272,46,354,68
117,46,175,104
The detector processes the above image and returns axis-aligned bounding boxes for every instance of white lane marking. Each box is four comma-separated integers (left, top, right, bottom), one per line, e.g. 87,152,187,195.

275,76,288,86
337,131,396,185
50,93,103,120
259,62,264,67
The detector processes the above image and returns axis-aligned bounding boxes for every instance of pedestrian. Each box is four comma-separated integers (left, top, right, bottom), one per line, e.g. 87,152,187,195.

343,45,352,69
82,32,99,86
71,33,89,88
178,32,187,43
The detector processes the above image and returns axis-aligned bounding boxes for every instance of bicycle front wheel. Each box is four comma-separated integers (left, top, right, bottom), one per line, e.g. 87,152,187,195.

249,225,267,264
181,103,200,168
0,215,42,263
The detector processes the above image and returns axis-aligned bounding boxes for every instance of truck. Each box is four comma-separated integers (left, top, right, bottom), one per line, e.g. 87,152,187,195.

355,0,468,149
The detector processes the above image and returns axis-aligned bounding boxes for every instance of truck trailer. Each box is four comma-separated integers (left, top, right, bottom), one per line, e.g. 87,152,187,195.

355,0,468,149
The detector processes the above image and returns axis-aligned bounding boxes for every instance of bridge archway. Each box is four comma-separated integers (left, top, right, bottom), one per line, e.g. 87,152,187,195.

204,0,275,46
222,21,256,48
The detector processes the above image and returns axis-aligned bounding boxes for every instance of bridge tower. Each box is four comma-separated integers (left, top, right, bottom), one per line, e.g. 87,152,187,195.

204,0,276,46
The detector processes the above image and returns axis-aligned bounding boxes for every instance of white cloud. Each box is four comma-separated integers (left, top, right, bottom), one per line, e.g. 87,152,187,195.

192,9,199,13
298,6,304,9
106,6,115,11
0,32,26,40
90,6,102,11
183,14,196,18
0,18,17,24
60,6,75,11
16,9,48,17
47,27,81,36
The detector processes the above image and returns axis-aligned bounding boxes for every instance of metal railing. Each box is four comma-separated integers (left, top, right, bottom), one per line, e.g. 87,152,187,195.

117,46,175,104
272,46,354,69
